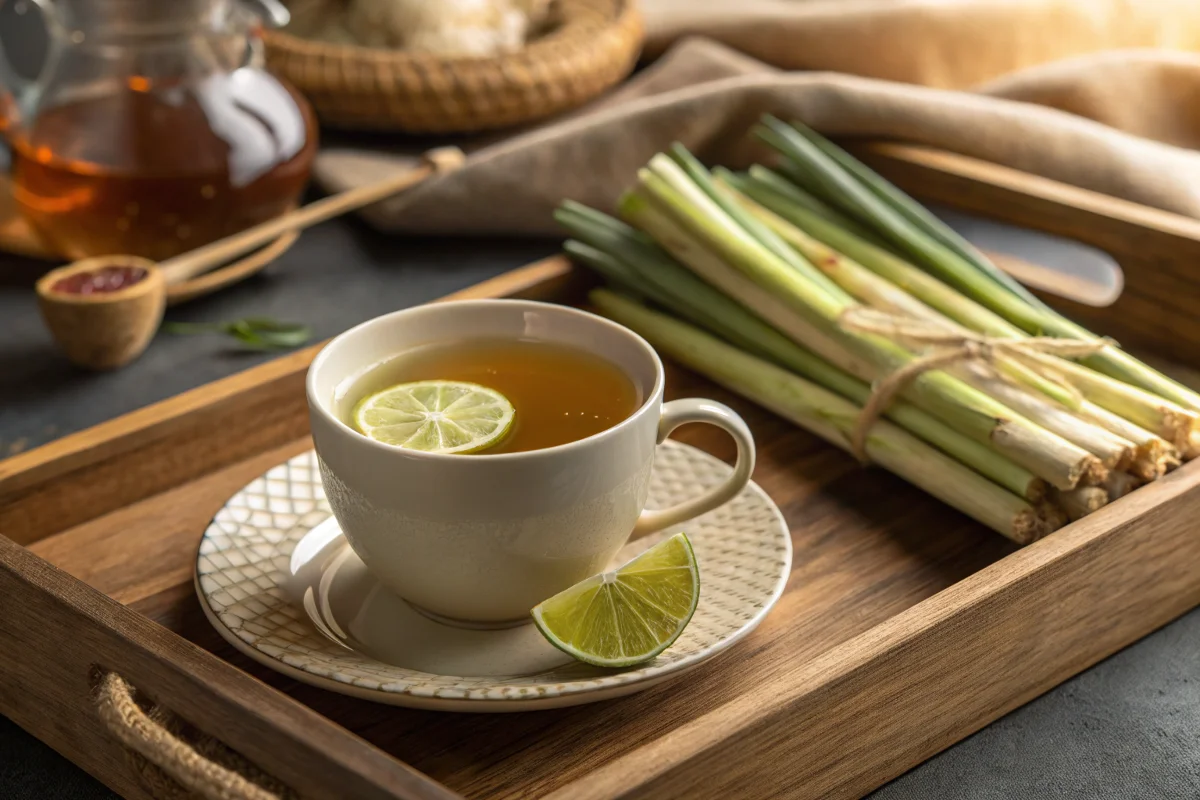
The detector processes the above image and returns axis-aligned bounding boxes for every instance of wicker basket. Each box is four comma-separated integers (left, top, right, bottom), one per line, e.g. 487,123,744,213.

263,0,643,133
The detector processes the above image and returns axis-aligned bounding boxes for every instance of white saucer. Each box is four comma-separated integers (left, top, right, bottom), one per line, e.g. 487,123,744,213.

195,442,792,712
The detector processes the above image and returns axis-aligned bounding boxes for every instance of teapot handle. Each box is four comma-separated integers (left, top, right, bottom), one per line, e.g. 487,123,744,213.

233,0,290,69
0,0,58,123
241,0,290,28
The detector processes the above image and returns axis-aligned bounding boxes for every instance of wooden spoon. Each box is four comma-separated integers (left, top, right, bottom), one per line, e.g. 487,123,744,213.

35,146,465,370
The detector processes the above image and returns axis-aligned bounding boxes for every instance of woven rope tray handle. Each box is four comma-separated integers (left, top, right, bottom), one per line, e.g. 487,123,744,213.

94,671,296,800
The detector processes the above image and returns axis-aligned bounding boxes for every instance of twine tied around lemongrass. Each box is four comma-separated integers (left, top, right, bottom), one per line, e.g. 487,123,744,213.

837,307,1113,462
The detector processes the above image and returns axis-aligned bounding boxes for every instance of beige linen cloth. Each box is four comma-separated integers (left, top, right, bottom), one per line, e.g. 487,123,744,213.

315,0,1200,237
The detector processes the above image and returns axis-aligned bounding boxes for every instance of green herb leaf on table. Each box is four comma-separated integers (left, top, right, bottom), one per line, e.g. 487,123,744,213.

163,318,312,351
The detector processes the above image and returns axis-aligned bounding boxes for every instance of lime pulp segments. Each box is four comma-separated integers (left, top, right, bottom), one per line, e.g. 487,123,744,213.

353,380,515,454
531,532,700,668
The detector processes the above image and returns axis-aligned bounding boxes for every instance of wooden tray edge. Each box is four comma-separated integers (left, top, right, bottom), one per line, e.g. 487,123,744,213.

0,534,462,800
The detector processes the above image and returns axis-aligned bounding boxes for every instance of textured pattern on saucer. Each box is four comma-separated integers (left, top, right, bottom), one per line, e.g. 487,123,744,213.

196,442,791,708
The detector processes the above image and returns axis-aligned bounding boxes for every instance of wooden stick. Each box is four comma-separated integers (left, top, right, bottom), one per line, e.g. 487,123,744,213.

158,147,465,286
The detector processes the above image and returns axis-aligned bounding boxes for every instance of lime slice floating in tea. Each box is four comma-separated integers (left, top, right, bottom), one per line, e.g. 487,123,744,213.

353,380,515,454
531,532,700,668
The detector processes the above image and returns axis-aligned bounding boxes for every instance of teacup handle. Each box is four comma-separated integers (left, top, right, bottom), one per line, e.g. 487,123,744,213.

632,398,756,537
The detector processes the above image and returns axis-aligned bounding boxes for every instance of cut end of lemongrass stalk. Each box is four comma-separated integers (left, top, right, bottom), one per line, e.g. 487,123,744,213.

1052,486,1110,522
963,372,1135,472
1080,458,1110,488
1102,471,1142,501
1035,501,1070,535
1186,430,1200,461
1162,410,1200,453
1023,477,1050,505
1014,506,1058,546
1029,351,1198,452
988,418,1101,491
1128,442,1172,481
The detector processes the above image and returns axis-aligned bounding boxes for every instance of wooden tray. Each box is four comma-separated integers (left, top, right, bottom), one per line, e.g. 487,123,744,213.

5,144,1200,800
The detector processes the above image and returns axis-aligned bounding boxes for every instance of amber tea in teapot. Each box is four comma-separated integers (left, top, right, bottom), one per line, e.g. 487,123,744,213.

1,0,317,261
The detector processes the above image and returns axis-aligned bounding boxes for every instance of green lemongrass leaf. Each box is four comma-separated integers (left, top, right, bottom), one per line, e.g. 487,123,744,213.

756,115,1059,336
664,144,854,305
562,240,651,304
787,118,1052,312
740,166,887,245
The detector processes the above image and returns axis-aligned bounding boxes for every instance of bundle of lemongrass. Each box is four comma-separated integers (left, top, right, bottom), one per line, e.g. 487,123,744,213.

555,116,1200,545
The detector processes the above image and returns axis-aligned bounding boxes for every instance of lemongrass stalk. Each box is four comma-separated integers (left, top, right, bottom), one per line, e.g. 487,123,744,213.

1053,486,1109,522
662,146,854,305
1079,339,1200,414
736,168,1026,337
710,164,1162,478
1076,402,1173,480
737,172,1200,439
789,119,1050,311
643,155,850,322
742,165,881,238
734,162,885,246
720,176,1085,411
557,227,640,289
737,186,1133,470
620,189,879,380
557,206,747,348
1037,501,1070,531
805,126,1200,413
592,288,1053,543
761,118,1200,412
961,369,1130,471
1021,352,1196,450
717,182,943,323
755,117,1058,327
557,208,1047,501
1103,471,1141,500
622,182,1101,490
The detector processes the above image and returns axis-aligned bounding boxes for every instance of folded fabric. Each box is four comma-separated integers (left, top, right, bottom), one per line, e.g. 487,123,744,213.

639,0,1200,87
313,0,1200,236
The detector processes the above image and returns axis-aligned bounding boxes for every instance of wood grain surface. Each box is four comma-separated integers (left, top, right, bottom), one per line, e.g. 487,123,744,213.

6,152,1200,800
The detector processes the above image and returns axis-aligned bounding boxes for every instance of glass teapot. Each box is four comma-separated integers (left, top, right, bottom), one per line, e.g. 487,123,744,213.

0,0,317,260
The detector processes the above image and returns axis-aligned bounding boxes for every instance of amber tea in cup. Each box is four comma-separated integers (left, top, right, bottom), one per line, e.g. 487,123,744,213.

336,338,641,454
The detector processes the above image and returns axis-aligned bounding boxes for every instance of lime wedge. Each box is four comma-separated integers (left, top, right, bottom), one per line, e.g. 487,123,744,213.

531,532,700,668
353,380,515,454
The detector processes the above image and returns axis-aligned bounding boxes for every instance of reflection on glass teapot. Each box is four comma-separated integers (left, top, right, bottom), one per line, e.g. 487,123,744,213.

0,0,317,260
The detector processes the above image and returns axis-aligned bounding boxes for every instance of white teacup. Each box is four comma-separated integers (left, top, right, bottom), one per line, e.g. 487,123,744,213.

307,299,755,625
